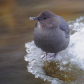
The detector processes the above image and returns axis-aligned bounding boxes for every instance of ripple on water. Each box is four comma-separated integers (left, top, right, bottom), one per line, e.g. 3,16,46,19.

24,16,84,84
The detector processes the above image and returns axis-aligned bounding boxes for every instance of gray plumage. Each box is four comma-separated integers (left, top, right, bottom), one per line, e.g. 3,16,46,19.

30,10,70,53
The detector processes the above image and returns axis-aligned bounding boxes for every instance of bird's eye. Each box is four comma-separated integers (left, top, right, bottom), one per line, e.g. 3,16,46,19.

43,17,47,19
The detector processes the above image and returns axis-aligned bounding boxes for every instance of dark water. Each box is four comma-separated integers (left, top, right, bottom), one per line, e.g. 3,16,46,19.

0,0,84,84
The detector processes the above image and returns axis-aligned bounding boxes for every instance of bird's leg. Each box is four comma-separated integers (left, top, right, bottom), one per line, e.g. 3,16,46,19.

45,52,48,59
53,53,57,57
46,52,48,56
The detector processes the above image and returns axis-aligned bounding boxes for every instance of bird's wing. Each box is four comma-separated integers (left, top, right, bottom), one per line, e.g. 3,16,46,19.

57,15,70,38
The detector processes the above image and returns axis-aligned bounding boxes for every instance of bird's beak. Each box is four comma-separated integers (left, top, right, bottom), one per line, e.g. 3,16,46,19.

29,17,38,20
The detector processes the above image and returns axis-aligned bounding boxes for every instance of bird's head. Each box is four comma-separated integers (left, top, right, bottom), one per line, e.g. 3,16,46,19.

29,10,59,28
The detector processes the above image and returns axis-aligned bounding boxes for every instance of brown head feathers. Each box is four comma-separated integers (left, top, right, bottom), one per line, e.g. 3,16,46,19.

37,10,55,20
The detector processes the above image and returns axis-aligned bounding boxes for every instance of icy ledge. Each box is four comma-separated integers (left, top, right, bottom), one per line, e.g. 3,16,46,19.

24,16,84,84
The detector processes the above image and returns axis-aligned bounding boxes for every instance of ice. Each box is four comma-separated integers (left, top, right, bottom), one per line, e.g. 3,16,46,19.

68,16,84,32
24,16,84,84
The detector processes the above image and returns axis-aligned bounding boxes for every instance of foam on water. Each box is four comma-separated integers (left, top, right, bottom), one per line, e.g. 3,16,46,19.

24,16,84,84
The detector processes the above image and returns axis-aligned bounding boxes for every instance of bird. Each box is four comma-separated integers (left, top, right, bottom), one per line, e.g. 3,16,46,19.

29,10,70,58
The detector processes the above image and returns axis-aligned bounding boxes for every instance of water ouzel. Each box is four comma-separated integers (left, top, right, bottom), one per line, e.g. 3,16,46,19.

30,10,70,57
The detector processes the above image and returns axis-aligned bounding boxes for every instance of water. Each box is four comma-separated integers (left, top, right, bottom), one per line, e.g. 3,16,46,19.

1,1,84,84
25,16,84,84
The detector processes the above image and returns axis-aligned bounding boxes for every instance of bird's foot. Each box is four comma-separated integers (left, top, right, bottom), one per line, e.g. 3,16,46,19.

42,53,57,61
42,54,45,59
49,53,57,58
41,52,48,59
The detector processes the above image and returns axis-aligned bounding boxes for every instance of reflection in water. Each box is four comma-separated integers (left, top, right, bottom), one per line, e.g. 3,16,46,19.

25,16,84,84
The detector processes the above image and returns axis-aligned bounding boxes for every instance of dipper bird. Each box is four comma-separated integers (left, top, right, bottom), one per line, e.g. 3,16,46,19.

29,10,70,57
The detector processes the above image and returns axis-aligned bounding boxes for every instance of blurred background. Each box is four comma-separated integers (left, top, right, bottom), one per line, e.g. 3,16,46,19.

0,0,84,84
